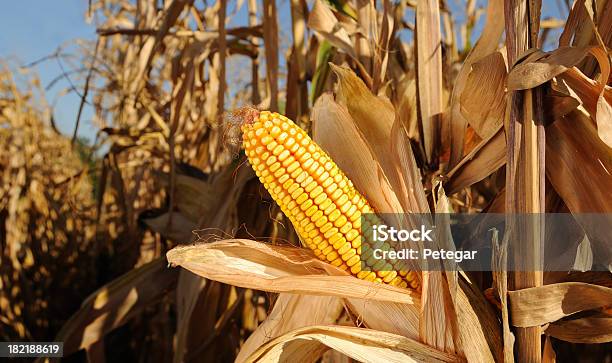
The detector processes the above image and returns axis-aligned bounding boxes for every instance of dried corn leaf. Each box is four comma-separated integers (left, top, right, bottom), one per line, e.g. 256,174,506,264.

546,111,612,213
508,45,612,146
508,282,612,327
308,0,357,58
454,278,502,362
420,272,456,353
328,65,398,179
390,119,430,214
415,0,443,164
166,239,418,304
173,270,208,363
546,313,612,343
445,125,505,195
344,299,420,340
449,0,504,167
460,51,507,138
556,68,612,148
507,46,596,90
173,166,250,362
237,294,343,363
245,325,463,363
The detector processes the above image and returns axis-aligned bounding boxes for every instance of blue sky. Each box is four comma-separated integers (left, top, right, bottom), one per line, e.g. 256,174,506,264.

0,1,567,141
0,0,97,139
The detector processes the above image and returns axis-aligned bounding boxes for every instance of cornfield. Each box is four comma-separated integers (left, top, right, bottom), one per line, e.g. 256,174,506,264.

1,0,611,362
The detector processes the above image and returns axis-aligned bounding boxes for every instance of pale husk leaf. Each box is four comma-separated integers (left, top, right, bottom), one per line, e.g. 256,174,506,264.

166,239,418,304
237,294,343,363
244,325,464,363
459,51,507,138
445,124,505,195
448,0,505,167
545,313,612,344
508,282,612,327
327,65,400,187
308,0,357,58
343,298,419,340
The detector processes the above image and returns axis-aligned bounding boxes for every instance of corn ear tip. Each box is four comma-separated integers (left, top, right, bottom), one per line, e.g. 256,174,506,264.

219,106,261,153
227,106,260,129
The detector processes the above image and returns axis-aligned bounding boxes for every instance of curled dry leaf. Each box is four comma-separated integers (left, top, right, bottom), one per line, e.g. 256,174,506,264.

546,110,612,216
166,239,419,304
308,0,357,58
507,46,597,91
244,325,464,363
459,51,507,138
445,125,505,195
508,45,612,147
328,64,398,180
508,282,612,327
344,298,420,340
545,313,612,344
237,294,344,363
557,68,612,149
448,0,505,167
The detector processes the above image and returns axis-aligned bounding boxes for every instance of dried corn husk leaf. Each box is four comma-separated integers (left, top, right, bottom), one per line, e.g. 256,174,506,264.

311,93,405,216
449,0,505,167
308,0,357,58
445,125,505,195
455,278,502,362
546,111,612,214
460,51,507,138
508,45,612,147
344,299,419,339
390,119,430,214
237,294,343,363
507,46,596,90
244,325,463,363
546,313,612,343
54,258,179,354
328,65,398,182
166,239,419,304
322,67,429,216
508,282,612,327
420,272,456,353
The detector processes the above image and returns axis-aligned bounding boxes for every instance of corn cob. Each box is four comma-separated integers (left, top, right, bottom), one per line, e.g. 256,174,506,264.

241,110,419,289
